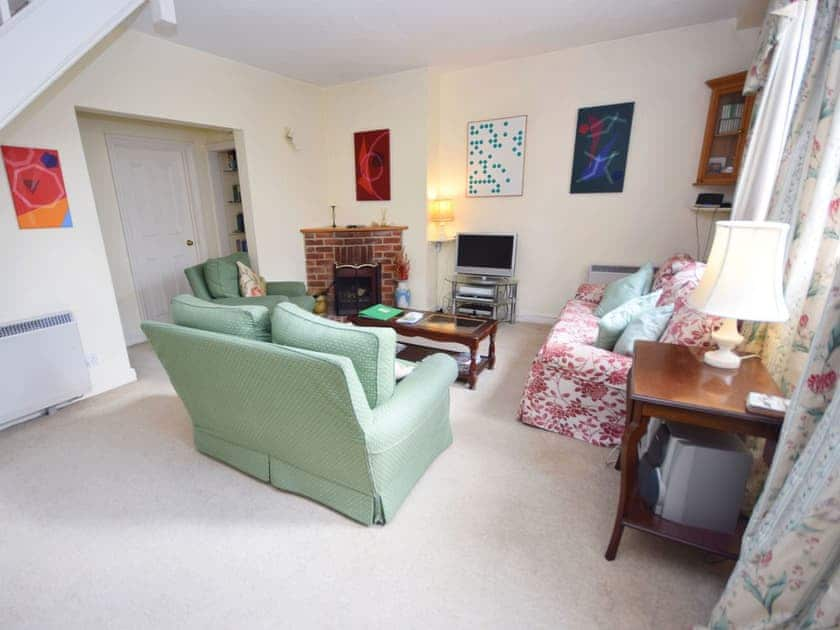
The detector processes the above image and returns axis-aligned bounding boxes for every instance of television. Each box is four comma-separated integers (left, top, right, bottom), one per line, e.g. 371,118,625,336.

455,233,517,277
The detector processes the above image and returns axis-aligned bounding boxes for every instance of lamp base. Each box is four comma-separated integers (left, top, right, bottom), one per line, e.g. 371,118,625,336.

703,317,744,370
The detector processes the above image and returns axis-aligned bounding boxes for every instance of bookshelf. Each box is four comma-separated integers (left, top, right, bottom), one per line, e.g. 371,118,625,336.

208,144,247,255
694,72,755,186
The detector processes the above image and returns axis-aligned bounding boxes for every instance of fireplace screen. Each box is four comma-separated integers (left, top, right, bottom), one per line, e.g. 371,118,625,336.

333,263,381,316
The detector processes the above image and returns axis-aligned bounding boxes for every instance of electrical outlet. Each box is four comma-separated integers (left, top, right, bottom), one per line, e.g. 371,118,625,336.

85,353,99,368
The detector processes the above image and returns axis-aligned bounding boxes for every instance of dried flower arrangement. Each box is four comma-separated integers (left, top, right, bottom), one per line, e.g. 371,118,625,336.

393,249,410,281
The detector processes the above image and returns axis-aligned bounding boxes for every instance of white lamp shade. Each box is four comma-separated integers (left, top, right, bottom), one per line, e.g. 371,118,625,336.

429,199,454,223
689,220,790,322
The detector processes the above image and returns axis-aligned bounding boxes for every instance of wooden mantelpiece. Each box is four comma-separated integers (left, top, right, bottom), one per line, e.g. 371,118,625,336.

300,225,408,234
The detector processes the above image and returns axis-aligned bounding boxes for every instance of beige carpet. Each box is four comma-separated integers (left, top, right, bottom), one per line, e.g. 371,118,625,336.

0,322,731,629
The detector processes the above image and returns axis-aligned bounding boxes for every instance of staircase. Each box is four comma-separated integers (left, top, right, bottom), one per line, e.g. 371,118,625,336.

0,0,148,130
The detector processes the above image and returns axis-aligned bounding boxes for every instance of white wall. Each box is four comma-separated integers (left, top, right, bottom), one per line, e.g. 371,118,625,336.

324,69,436,309
0,27,325,395
436,19,758,320
77,113,230,345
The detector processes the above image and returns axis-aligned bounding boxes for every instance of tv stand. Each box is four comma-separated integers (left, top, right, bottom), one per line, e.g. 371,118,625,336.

445,274,518,323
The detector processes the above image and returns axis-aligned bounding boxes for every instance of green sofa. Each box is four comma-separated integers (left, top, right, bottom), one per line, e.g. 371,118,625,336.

184,252,315,312
142,301,458,525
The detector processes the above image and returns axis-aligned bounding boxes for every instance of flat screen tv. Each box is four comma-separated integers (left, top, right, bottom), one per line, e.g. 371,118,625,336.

455,233,517,277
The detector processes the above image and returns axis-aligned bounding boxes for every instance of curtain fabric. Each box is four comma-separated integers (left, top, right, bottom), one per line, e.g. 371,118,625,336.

740,0,840,397
732,1,811,222
709,263,840,629
708,1,840,626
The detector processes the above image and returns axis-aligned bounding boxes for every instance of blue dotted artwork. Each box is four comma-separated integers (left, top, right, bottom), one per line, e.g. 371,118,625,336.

466,115,526,197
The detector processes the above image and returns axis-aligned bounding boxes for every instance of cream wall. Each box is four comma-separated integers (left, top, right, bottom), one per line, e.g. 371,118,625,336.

77,113,230,345
0,27,325,395
324,69,437,309
436,19,758,320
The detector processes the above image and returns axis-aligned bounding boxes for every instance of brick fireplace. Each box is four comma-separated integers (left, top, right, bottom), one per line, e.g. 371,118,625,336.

301,226,407,311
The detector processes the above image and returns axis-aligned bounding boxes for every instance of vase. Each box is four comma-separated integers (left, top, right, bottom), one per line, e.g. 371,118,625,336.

395,281,411,308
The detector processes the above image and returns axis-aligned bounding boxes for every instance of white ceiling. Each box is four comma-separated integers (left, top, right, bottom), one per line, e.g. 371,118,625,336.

130,0,743,86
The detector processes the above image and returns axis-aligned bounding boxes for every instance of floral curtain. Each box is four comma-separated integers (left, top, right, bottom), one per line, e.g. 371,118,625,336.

740,0,840,396
708,261,840,629
707,0,840,626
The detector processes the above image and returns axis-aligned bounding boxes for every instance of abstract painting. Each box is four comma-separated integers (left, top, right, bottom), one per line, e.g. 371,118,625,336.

354,129,391,201
466,115,526,197
2,145,72,228
570,102,634,194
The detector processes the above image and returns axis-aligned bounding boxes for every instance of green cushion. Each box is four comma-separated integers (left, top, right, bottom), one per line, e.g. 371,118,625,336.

214,295,289,309
214,295,315,313
613,303,675,357
271,302,396,408
595,262,654,317
171,294,271,342
594,290,662,350
204,253,250,298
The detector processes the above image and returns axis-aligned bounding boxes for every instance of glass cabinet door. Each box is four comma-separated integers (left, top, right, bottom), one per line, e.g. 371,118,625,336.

695,72,754,186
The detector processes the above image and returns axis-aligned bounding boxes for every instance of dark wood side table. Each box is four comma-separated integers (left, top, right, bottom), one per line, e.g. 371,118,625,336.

605,341,783,561
349,310,497,389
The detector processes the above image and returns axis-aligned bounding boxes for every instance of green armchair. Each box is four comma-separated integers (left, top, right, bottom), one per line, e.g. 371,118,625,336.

184,252,315,312
142,301,457,525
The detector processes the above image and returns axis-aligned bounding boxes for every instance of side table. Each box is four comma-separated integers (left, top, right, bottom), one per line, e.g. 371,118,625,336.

605,341,783,561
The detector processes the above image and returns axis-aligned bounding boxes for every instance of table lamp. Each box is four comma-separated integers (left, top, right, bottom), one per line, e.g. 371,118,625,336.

429,199,454,249
688,220,790,369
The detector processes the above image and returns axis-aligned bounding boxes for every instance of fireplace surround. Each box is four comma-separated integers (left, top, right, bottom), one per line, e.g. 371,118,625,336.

301,225,407,314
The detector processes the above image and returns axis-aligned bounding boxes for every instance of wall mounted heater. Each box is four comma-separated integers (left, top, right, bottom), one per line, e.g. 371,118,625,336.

0,311,91,430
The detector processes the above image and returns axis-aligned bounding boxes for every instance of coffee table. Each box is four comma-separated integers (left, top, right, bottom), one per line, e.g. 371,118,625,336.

349,309,497,389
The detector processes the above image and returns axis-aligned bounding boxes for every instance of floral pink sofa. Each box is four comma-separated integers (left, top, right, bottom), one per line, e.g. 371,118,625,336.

518,254,722,447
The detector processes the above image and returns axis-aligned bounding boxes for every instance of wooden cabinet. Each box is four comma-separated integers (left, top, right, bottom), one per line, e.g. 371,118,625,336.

695,71,755,186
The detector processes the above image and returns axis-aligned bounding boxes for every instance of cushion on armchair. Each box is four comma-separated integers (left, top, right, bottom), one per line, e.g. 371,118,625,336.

236,261,266,297
594,290,662,350
595,262,654,316
271,303,397,407
204,252,250,298
171,294,272,341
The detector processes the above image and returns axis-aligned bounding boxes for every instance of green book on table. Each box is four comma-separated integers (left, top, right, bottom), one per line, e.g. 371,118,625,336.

358,304,402,320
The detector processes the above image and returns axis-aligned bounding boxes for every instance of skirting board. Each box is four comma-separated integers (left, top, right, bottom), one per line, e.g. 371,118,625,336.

516,313,557,325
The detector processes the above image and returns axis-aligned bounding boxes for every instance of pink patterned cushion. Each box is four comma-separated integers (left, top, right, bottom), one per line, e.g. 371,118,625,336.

573,283,606,304
656,261,706,309
652,253,695,291
659,305,723,348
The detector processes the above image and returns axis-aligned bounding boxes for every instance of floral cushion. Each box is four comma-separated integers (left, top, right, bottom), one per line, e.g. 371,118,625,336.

656,260,706,309
574,283,606,304
236,261,266,297
659,304,723,348
652,253,696,291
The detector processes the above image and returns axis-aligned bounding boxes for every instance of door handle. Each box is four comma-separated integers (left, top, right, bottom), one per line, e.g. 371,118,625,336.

186,239,194,246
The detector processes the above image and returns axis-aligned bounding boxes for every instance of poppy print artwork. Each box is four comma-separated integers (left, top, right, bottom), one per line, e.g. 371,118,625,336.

2,145,72,228
354,129,390,201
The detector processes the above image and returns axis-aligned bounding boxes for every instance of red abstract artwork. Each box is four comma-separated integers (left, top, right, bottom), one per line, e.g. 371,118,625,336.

2,145,72,228
354,129,390,201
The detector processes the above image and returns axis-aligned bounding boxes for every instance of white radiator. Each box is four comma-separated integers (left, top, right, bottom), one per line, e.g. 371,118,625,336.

0,311,91,430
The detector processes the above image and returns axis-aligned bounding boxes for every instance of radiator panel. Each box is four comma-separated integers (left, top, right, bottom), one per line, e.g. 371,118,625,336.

0,312,91,429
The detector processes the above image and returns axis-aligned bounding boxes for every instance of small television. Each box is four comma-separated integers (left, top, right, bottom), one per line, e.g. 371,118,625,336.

455,233,517,277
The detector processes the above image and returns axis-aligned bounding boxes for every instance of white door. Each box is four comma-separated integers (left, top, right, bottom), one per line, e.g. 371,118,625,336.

106,135,201,328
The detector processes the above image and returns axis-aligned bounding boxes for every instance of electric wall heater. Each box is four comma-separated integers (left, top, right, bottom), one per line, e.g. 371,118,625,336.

0,312,91,430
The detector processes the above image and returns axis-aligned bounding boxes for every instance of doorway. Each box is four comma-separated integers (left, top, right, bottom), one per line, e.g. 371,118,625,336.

105,135,203,334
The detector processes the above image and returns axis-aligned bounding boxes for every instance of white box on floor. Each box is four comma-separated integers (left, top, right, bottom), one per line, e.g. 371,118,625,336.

639,420,752,534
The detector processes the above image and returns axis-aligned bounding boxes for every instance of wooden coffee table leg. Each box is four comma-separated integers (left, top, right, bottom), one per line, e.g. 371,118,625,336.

606,400,648,561
488,330,496,369
468,341,479,389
